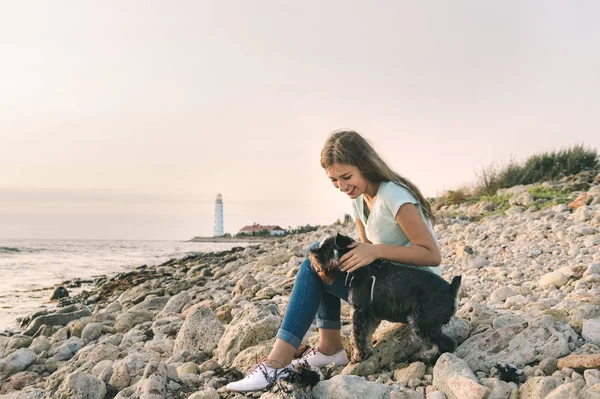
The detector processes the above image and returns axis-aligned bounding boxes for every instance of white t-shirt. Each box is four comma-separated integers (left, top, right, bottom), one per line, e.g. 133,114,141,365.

351,181,442,276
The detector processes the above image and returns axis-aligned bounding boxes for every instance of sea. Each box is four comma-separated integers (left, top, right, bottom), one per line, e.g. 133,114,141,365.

0,239,251,332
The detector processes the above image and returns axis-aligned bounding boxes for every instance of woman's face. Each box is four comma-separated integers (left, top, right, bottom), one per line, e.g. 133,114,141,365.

325,163,370,199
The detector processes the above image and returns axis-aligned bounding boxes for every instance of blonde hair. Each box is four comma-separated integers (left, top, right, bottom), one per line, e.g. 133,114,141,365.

320,130,435,223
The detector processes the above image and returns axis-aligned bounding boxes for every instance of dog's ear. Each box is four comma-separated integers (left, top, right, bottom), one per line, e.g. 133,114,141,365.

335,233,354,248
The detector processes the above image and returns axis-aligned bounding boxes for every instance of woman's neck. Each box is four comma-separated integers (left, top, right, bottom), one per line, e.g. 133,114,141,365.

363,181,381,203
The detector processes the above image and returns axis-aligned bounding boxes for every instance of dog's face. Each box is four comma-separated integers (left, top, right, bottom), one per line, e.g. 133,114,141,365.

308,233,355,285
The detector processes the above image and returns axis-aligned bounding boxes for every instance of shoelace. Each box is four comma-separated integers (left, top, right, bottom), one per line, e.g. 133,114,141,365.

300,347,320,361
247,359,292,389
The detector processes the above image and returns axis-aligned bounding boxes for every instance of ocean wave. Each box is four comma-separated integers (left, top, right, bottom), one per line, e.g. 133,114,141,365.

0,247,21,253
0,246,44,254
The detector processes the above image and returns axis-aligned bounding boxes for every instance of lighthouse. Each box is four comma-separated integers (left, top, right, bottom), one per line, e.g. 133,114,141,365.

214,193,224,237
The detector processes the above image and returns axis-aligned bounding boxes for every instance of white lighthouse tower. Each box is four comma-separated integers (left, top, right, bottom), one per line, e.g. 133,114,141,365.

213,193,224,237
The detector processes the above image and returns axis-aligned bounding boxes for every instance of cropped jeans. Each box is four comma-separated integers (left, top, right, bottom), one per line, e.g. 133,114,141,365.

276,243,349,348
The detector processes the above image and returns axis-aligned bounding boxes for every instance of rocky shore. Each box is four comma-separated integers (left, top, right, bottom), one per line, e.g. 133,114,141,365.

1,170,600,399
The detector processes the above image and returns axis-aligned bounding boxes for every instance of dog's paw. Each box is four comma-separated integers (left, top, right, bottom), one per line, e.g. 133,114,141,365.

351,348,372,363
351,350,363,363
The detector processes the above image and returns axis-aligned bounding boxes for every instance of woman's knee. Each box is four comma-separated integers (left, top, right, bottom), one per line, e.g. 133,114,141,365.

304,241,320,256
299,257,316,274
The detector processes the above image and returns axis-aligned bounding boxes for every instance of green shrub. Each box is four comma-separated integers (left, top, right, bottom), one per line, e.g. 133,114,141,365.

474,145,598,195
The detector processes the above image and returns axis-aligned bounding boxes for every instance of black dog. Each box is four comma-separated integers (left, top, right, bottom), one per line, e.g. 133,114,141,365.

308,233,461,362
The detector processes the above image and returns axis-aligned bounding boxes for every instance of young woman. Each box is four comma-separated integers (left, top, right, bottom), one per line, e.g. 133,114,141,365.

226,130,442,392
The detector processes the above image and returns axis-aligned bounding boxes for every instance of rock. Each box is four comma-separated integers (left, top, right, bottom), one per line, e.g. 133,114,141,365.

465,257,490,270
50,286,69,300
0,348,38,380
518,376,562,399
108,354,147,392
91,360,114,384
117,283,164,307
22,306,92,336
341,322,422,377
29,337,51,355
174,306,224,356
114,310,154,332
156,291,190,318
455,302,497,331
312,375,392,399
81,322,104,342
492,314,526,329
0,388,46,398
54,372,106,399
1,371,39,392
216,302,281,367
582,319,600,345
557,353,600,371
568,194,592,211
128,296,170,314
132,362,168,399
455,316,576,372
545,383,582,399
479,377,512,399
539,272,568,288
538,358,558,376
394,362,426,384
442,317,470,346
489,287,515,303
152,316,184,340
49,337,85,361
5,335,33,351
585,369,600,386
232,274,258,296
433,353,489,399
512,192,534,206
177,362,198,377
77,343,120,364
187,388,219,399
390,388,422,398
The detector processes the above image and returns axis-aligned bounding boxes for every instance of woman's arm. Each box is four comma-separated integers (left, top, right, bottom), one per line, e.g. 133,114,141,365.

355,219,372,244
340,203,441,273
375,203,441,266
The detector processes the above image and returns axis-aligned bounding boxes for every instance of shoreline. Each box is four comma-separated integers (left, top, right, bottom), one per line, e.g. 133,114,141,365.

187,236,282,243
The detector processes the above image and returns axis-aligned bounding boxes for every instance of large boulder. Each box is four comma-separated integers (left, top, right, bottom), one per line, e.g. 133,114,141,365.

518,376,563,399
455,316,577,372
114,310,154,332
216,302,281,367
0,348,37,381
156,291,190,318
432,353,490,399
114,362,168,399
22,306,92,336
127,296,170,315
173,306,224,356
341,322,422,377
582,319,600,345
54,372,106,399
108,354,147,392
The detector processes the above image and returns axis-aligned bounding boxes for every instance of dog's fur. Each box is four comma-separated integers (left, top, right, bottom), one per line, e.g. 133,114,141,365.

308,233,461,363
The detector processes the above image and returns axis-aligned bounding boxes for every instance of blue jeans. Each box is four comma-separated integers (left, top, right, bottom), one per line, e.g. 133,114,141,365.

276,243,349,348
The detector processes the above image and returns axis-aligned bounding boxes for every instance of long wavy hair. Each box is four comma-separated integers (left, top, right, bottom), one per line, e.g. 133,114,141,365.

320,130,435,223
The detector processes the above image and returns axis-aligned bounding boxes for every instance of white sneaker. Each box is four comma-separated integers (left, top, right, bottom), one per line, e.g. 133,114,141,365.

292,347,349,367
225,361,293,392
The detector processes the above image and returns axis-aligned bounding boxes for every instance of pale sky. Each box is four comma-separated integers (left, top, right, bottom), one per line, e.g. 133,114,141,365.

1,1,599,240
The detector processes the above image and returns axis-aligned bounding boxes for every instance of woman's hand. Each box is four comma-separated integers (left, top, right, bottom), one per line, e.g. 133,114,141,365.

340,242,379,273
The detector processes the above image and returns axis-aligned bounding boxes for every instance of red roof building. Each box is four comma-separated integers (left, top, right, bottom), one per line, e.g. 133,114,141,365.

237,223,285,236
